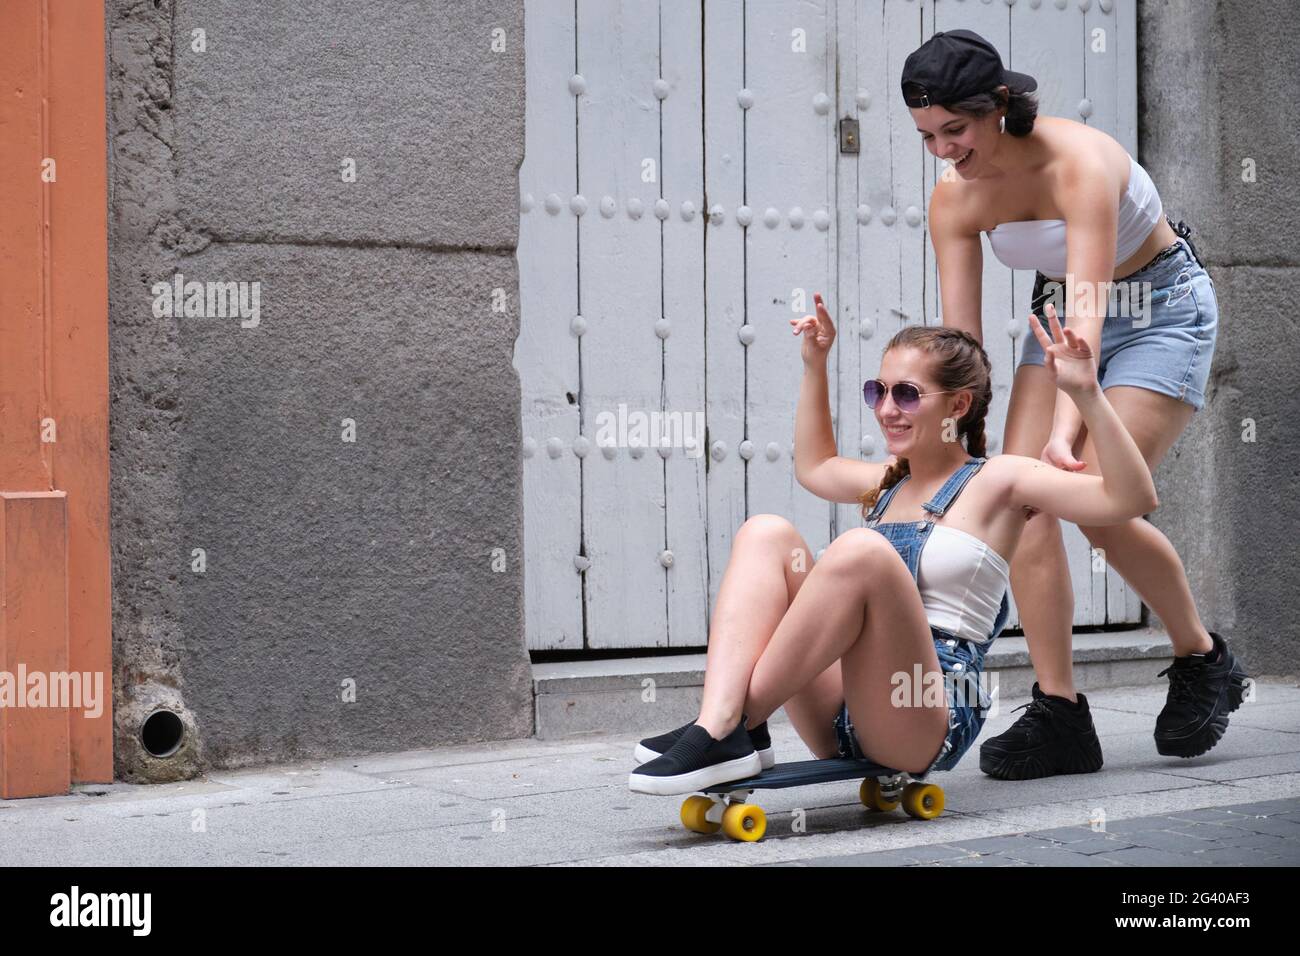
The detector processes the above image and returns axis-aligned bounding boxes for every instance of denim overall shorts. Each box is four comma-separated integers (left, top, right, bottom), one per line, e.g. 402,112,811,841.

833,457,1010,778
1019,215,1217,411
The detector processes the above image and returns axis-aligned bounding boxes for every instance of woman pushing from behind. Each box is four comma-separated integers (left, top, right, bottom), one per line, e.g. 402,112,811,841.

902,29,1249,779
629,295,1160,796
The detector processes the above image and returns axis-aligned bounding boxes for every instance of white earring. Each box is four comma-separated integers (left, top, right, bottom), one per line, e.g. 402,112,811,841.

999,114,1006,133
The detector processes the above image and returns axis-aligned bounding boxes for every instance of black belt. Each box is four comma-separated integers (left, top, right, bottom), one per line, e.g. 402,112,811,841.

1134,214,1204,274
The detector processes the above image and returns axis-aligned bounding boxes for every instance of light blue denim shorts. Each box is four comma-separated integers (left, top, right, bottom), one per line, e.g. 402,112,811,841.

1018,237,1217,411
833,628,991,779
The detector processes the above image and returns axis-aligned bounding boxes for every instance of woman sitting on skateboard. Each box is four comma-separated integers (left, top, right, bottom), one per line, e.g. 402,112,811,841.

629,295,1159,796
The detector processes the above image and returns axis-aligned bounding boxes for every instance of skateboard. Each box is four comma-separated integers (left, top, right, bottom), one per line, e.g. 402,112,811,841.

679,757,945,842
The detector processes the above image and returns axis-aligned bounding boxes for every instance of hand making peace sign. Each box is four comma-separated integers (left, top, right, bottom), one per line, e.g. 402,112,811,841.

1029,302,1099,399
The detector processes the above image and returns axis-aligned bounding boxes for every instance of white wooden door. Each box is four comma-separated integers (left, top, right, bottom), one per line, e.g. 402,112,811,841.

518,0,1141,652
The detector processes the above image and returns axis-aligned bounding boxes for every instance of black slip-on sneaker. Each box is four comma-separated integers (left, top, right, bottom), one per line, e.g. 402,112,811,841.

628,717,763,795
1155,631,1251,758
634,719,775,769
979,682,1104,780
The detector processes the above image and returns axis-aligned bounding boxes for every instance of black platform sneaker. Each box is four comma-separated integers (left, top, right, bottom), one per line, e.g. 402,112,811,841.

979,682,1105,780
634,718,774,769
1155,631,1251,758
628,716,763,795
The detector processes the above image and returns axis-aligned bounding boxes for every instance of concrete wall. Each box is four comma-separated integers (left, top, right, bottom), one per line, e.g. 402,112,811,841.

106,0,532,780
103,0,1298,780
1138,0,1300,677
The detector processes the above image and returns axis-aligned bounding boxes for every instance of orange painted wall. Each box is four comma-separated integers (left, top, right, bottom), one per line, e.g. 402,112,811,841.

0,0,113,793
0,493,71,798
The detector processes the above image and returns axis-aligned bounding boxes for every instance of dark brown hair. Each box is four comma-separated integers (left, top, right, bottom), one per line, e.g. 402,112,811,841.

858,326,993,519
944,87,1038,137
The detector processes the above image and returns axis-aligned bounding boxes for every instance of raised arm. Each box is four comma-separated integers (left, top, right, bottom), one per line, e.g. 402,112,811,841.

931,180,985,347
790,293,888,504
992,303,1158,525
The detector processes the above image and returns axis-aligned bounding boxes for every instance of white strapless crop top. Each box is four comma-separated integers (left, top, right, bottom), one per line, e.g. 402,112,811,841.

984,154,1163,279
916,525,1010,644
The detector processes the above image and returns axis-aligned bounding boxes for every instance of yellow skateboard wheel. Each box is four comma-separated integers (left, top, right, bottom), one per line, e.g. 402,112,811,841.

901,782,945,820
859,778,900,812
680,795,721,833
721,802,766,842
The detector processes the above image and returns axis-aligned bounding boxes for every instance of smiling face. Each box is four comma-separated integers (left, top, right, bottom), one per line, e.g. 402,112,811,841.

910,98,1004,179
874,347,972,457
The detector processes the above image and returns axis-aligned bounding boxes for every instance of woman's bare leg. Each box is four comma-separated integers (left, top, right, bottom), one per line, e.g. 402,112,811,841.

781,661,847,759
1002,364,1080,700
741,528,950,775
695,515,841,756
1074,386,1214,656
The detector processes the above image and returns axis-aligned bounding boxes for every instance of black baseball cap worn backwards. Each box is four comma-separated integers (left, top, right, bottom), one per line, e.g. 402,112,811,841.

900,29,1037,109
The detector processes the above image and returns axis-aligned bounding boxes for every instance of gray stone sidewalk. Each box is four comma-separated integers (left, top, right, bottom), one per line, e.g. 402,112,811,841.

783,798,1300,866
1,680,1297,866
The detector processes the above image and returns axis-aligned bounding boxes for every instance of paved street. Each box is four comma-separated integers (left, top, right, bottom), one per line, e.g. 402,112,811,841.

784,799,1300,866
3,680,1297,866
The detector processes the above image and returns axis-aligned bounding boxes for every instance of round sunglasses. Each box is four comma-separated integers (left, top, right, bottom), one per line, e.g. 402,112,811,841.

862,379,956,413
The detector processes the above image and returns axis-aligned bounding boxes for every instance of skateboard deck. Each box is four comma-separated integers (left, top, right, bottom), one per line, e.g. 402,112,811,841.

681,757,946,842
702,757,896,793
